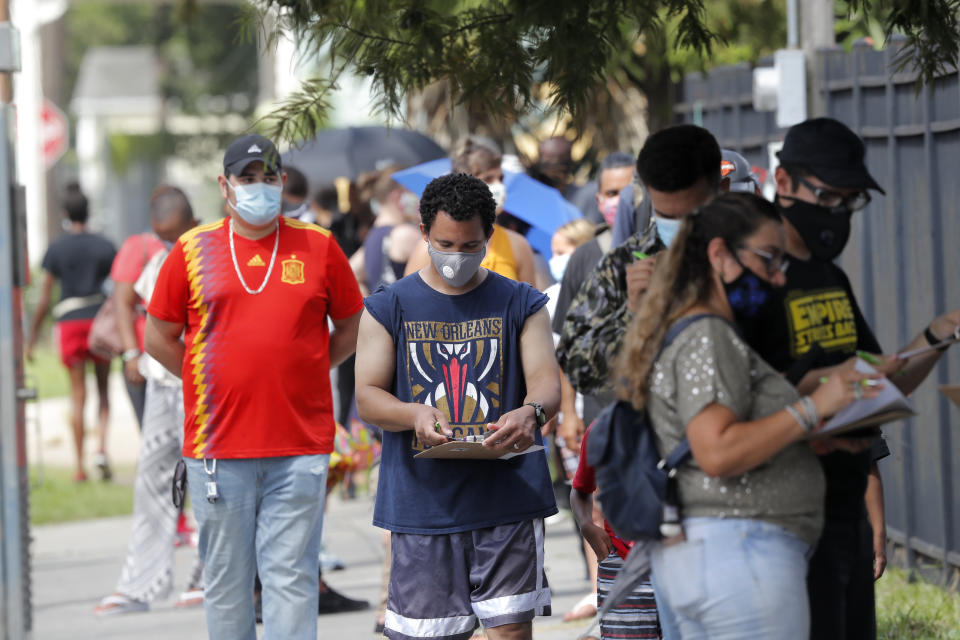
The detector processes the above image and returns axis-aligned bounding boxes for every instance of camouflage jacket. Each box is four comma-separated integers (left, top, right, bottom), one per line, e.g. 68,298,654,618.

556,218,664,395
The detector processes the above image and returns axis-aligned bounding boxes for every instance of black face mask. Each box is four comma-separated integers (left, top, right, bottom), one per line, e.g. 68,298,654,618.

778,197,852,262
723,267,784,344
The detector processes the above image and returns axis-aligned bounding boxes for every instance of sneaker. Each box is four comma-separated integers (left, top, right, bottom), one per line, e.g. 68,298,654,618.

317,583,369,615
253,582,369,621
174,588,204,609
319,547,346,572
94,594,148,616
94,452,112,482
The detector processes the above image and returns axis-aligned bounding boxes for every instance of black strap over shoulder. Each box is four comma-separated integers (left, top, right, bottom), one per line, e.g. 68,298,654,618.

657,313,720,470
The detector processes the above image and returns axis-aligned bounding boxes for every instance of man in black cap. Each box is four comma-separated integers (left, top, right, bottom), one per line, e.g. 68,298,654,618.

744,117,960,639
146,134,364,639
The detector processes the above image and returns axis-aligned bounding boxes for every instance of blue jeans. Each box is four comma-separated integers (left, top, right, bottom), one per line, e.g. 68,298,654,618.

650,517,811,640
185,454,330,640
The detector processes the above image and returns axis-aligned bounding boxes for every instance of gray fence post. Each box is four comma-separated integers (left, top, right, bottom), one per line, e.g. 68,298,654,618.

0,100,31,638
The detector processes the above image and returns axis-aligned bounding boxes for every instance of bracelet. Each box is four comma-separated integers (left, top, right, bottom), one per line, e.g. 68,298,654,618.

789,397,818,434
799,396,820,431
785,404,807,431
924,325,950,352
121,349,141,362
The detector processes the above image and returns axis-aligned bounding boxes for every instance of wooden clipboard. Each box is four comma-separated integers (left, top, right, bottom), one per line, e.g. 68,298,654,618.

414,440,544,460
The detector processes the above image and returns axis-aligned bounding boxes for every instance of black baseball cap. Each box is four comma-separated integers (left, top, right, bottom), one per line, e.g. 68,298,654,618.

223,134,282,177
777,118,885,194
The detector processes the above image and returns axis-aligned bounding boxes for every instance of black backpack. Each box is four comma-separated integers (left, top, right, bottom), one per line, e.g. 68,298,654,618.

586,314,712,541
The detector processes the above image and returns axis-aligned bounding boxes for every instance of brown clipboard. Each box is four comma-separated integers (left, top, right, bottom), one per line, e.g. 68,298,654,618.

940,385,960,409
414,440,544,460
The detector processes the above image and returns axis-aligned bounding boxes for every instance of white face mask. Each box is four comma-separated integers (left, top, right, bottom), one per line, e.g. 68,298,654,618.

398,191,420,219
487,181,506,210
653,213,682,248
228,182,282,226
549,252,571,282
427,242,487,288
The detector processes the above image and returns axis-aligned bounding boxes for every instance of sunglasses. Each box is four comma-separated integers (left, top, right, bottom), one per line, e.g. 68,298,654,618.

797,176,871,212
739,246,790,277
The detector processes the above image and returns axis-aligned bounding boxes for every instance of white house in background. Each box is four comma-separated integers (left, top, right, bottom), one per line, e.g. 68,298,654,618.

71,45,163,246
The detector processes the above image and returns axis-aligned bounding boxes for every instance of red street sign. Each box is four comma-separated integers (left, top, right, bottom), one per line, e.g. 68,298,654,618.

41,98,68,169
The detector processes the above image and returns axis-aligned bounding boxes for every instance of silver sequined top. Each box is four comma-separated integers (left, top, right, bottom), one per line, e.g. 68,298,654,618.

647,316,825,546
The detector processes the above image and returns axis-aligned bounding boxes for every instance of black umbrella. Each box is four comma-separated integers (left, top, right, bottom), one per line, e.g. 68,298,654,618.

282,126,447,188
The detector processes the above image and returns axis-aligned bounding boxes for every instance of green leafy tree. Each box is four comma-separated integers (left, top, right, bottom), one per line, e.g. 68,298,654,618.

252,0,959,144
65,1,259,115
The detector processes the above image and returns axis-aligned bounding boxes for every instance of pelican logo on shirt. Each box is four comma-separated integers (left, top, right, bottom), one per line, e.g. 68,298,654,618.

247,254,266,267
404,318,504,451
281,254,305,284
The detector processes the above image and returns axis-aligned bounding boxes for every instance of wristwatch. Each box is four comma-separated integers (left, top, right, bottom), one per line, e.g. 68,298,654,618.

121,349,141,363
525,401,546,427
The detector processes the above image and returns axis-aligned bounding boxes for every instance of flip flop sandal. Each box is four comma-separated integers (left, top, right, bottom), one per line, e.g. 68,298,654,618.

94,594,148,616
174,589,204,609
562,592,598,622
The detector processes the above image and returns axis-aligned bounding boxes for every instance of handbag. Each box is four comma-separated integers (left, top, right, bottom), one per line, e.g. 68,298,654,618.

87,296,122,358
88,234,150,359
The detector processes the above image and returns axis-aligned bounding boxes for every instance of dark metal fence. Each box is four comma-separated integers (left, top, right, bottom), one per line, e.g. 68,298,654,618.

674,40,960,576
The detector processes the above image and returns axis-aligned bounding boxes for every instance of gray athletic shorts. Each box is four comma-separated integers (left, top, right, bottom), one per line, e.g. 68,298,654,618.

384,519,551,640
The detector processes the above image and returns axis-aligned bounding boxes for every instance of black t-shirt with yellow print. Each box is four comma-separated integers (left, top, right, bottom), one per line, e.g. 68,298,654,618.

750,257,880,371
744,256,889,522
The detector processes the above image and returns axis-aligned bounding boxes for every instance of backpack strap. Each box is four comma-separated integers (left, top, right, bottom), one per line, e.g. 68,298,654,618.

657,313,719,469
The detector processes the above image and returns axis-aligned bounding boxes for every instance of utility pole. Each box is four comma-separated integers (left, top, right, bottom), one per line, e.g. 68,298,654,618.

801,0,835,117
0,0,10,103
0,0,31,637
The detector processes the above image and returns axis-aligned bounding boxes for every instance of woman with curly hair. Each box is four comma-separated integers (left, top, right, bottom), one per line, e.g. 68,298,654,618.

618,192,881,639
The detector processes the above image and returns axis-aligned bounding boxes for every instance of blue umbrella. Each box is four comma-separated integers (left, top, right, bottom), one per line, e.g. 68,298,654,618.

392,159,582,257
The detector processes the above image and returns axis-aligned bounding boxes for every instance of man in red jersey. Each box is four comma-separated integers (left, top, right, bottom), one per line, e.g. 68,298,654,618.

146,134,363,640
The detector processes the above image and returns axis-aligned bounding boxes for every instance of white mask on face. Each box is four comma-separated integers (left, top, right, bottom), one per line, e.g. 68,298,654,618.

398,191,420,219
487,181,506,210
549,252,571,282
653,213,682,248
228,182,282,226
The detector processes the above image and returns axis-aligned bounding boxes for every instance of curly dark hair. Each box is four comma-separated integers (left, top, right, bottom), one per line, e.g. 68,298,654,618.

419,173,496,236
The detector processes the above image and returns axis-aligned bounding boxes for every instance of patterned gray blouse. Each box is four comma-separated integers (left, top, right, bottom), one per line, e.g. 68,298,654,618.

647,315,825,546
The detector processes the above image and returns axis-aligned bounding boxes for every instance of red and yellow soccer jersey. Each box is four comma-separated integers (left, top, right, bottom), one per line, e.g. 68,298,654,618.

148,216,363,459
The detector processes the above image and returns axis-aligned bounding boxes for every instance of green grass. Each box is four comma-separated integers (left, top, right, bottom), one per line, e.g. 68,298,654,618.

877,567,960,639
29,465,134,526
24,343,71,400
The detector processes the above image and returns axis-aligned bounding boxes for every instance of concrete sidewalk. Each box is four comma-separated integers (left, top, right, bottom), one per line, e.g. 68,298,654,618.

28,373,598,638
32,492,597,639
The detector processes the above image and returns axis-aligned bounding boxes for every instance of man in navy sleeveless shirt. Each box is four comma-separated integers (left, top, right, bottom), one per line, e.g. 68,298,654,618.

357,173,560,640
